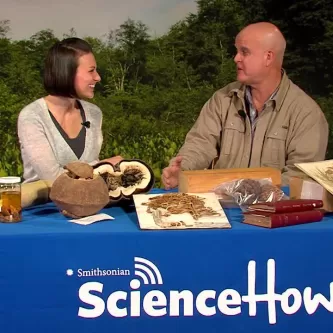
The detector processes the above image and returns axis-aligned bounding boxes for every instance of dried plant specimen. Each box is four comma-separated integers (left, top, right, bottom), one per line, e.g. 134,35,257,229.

142,193,221,220
314,166,333,183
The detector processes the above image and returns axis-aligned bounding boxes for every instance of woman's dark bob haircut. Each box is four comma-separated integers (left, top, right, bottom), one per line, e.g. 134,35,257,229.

43,37,93,98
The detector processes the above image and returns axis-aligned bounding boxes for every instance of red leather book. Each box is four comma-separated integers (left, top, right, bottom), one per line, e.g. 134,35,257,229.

243,210,324,228
247,199,323,213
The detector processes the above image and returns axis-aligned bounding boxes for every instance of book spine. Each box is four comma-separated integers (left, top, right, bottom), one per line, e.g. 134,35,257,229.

271,210,324,228
276,202,323,213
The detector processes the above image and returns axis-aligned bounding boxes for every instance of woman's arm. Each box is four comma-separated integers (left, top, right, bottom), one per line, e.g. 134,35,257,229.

18,115,66,181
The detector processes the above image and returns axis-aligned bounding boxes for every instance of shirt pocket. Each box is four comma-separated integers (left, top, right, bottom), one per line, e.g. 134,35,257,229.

221,120,245,156
262,130,287,168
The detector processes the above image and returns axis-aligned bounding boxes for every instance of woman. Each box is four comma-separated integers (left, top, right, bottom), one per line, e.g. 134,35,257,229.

17,37,122,183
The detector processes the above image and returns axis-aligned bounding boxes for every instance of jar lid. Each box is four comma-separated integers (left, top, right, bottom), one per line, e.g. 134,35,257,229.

0,176,21,184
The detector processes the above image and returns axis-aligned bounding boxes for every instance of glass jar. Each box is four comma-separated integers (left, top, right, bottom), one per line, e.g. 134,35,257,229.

0,176,22,223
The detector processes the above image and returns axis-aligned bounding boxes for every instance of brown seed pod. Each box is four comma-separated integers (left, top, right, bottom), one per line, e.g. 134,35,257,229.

234,179,262,204
64,161,93,179
258,184,285,202
50,162,109,217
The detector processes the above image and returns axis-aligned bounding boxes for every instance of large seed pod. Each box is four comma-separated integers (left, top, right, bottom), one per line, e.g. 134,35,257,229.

93,159,155,203
50,161,110,218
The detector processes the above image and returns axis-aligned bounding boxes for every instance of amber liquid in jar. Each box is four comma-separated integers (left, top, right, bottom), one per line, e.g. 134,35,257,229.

0,177,22,223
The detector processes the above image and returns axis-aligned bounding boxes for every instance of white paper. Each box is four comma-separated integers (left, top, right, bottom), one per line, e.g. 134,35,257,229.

69,213,114,225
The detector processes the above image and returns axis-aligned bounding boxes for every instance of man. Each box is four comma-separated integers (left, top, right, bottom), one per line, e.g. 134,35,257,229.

162,22,329,189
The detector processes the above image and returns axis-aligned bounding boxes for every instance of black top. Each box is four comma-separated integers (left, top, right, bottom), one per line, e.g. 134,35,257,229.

48,101,86,159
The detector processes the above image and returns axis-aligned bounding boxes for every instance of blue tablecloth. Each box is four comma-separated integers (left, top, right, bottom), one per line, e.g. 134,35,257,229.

1,188,333,333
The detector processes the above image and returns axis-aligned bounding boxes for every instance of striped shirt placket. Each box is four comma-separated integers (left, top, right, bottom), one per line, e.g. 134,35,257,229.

245,86,278,133
245,86,279,165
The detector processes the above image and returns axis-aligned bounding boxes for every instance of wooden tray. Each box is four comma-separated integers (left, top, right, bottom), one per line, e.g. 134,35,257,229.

178,167,281,193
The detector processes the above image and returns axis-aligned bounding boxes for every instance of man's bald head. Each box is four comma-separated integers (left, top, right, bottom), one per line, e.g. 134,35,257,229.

234,22,286,85
237,22,286,66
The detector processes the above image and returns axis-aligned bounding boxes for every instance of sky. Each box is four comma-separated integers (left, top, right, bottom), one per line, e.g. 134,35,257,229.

1,0,198,40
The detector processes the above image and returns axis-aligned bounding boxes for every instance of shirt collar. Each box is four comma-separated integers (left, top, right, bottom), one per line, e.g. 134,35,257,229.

245,75,281,108
229,69,290,113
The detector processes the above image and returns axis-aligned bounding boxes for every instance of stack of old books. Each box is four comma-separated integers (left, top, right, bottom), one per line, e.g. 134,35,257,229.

243,199,324,228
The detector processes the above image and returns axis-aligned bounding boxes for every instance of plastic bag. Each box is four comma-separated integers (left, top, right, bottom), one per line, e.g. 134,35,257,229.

212,178,288,211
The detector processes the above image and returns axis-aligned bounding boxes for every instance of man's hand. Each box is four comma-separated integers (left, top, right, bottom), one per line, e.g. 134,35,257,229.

162,156,183,190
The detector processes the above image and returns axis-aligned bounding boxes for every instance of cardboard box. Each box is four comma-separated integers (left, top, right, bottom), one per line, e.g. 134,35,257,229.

289,176,333,212
178,167,281,193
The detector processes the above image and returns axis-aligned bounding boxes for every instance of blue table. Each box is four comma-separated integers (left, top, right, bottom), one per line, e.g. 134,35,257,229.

1,188,333,333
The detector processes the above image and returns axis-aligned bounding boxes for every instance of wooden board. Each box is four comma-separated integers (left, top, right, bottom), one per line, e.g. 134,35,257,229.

178,167,281,193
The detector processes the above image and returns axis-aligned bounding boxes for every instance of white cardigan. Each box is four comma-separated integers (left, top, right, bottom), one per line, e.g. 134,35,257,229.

17,98,103,183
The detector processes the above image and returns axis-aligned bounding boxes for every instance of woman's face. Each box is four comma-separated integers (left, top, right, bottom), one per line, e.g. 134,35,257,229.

74,52,101,99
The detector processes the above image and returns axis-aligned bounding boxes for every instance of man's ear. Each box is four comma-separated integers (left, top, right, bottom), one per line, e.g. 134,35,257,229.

266,51,274,66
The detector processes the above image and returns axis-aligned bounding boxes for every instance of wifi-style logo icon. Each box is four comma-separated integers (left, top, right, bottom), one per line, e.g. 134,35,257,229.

134,257,163,285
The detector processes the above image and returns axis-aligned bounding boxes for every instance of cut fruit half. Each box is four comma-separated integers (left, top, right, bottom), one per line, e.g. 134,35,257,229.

93,159,155,202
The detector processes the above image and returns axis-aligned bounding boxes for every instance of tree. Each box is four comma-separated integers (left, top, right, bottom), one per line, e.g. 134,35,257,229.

0,19,10,38
26,29,58,73
237,0,333,95
114,19,151,89
162,0,246,87
0,40,42,99
63,27,77,38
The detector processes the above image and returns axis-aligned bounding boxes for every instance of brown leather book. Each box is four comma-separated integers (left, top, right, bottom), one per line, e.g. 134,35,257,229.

247,199,323,213
243,210,324,228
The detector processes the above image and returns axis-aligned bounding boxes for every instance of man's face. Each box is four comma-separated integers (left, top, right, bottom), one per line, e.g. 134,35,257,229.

234,31,267,85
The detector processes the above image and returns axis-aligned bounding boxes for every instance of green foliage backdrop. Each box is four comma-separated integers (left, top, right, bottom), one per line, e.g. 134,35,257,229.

0,0,332,186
